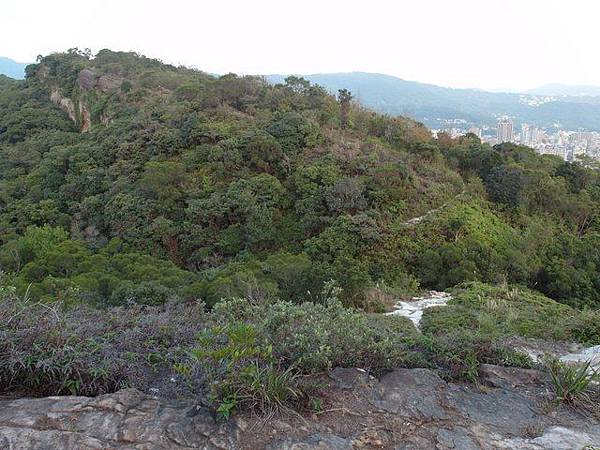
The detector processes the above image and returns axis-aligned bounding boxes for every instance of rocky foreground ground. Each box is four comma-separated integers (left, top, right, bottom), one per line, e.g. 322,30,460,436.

0,364,598,450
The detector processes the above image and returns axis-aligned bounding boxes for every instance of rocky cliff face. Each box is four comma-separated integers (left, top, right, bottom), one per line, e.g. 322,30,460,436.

37,65,122,133
48,86,91,132
1,365,598,450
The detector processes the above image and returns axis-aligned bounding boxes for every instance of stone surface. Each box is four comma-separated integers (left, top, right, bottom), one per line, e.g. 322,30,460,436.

268,434,352,450
447,384,538,435
77,68,96,90
329,367,371,389
478,364,547,390
504,336,577,362
386,291,452,327
0,388,236,449
48,85,91,132
497,426,599,450
38,64,121,133
372,368,448,419
77,67,123,92
1,366,599,449
560,344,600,373
436,426,480,450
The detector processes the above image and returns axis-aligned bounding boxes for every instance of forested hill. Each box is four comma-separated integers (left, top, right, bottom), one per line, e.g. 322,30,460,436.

1,49,599,310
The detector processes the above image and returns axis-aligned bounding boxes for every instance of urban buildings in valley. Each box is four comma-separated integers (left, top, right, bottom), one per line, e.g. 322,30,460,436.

431,111,600,162
496,117,514,144
468,127,482,138
432,117,600,163
521,124,545,147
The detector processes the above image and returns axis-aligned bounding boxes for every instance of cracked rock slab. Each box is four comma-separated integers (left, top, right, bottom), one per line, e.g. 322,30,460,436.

0,389,236,449
1,366,600,449
371,368,448,419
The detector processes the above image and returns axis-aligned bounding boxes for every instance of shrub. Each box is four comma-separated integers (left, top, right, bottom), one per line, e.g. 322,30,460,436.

200,285,534,386
416,331,534,381
183,293,422,418
0,227,202,306
0,289,205,397
210,296,418,374
109,280,173,306
547,359,600,415
190,323,304,419
569,309,600,345
421,282,599,345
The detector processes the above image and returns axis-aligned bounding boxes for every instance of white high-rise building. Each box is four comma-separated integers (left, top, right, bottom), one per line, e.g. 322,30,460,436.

533,127,546,146
467,127,482,138
521,124,530,145
521,124,545,147
497,117,513,143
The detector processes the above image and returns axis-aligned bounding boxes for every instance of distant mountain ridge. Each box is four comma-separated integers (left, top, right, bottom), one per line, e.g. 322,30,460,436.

0,57,28,79
265,72,600,131
527,83,600,97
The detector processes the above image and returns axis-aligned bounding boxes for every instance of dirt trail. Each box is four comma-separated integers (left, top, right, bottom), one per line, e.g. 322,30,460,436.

402,189,466,226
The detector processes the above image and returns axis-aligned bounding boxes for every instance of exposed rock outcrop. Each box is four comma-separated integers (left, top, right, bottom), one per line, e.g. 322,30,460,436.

77,67,123,92
38,64,121,133
504,336,600,375
49,87,77,124
47,84,91,132
1,366,598,449
0,388,237,449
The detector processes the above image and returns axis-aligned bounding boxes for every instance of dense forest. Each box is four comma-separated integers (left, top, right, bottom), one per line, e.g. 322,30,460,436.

0,49,598,310
1,49,600,418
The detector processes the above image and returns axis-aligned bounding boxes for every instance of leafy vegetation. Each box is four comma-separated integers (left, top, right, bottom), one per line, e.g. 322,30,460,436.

0,49,599,309
547,359,600,417
0,281,537,415
422,282,600,345
0,225,202,305
1,49,600,419
189,322,305,419
0,285,205,396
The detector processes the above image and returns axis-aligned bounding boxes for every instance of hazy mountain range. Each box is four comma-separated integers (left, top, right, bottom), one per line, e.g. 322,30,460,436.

0,57,28,80
2,56,600,131
527,83,600,97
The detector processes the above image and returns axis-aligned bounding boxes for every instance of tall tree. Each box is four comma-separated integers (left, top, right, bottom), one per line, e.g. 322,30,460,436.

338,88,353,129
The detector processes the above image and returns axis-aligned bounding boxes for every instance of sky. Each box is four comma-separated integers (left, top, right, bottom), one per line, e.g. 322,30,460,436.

1,0,597,91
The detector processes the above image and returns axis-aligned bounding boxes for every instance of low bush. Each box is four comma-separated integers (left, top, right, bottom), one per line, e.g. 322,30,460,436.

209,295,418,374
180,286,421,416
189,323,305,419
421,282,600,345
569,309,600,346
546,359,600,417
183,287,535,416
405,331,534,381
0,280,548,420
0,288,205,396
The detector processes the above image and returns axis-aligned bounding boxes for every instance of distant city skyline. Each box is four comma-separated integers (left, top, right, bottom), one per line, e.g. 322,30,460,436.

1,0,599,92
437,117,600,163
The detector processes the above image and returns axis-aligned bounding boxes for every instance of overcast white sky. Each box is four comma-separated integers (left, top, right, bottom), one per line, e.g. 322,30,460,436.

1,0,596,91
